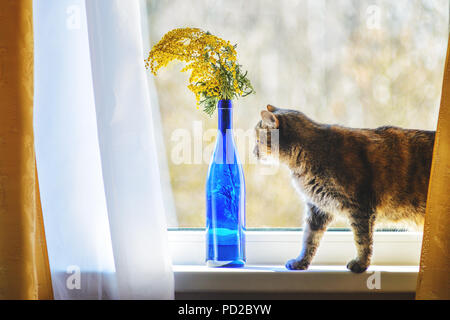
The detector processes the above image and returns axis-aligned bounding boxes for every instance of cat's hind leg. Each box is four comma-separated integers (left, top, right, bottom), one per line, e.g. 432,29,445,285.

286,203,332,270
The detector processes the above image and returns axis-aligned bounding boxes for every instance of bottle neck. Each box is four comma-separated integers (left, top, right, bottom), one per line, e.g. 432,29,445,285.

218,99,232,133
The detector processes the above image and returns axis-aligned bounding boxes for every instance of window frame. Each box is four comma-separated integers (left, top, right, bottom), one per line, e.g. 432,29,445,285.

168,229,422,266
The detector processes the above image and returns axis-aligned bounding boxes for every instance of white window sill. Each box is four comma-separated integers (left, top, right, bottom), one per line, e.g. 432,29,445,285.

170,230,421,299
173,264,418,299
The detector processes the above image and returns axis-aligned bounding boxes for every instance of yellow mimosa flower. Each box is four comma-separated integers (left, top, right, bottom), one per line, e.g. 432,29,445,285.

145,28,254,116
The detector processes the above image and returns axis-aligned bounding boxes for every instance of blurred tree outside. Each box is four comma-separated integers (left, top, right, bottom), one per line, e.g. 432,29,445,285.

146,0,448,228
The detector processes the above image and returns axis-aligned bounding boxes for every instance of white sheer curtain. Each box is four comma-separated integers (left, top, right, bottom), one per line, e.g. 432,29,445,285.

33,0,174,299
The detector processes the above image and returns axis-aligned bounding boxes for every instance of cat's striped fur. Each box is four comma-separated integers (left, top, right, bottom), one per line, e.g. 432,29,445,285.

254,105,435,273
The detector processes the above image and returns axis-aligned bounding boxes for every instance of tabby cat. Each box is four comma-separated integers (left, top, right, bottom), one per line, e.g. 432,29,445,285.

254,105,435,273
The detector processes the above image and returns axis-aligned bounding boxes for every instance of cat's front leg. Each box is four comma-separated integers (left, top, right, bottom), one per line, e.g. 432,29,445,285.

347,215,376,273
286,203,332,270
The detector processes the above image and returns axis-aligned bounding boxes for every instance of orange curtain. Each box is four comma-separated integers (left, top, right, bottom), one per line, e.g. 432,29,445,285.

416,34,450,300
0,0,53,299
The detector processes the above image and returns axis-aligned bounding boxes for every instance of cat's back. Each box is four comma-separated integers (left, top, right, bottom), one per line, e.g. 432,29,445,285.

372,125,435,149
301,123,435,226
364,125,435,181
329,124,435,177
356,125,435,226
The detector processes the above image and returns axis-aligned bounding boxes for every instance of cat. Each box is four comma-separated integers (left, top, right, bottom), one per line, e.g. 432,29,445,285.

254,104,435,273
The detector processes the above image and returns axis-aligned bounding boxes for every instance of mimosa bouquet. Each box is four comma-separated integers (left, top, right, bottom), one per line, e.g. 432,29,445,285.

145,28,254,116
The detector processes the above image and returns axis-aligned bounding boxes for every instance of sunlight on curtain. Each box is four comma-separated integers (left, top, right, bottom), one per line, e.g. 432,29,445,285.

85,0,174,299
0,0,53,300
34,0,173,299
140,0,178,227
416,34,450,300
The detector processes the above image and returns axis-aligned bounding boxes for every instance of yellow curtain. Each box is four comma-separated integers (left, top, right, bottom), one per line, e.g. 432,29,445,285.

0,0,53,299
416,34,450,300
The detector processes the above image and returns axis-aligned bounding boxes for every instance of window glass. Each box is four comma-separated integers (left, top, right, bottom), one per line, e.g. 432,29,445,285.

146,0,448,228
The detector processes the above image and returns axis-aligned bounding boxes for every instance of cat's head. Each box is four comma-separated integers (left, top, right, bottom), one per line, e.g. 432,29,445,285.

254,104,318,163
253,104,280,161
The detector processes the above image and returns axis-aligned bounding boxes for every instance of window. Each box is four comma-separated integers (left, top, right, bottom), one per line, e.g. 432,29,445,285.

146,0,448,229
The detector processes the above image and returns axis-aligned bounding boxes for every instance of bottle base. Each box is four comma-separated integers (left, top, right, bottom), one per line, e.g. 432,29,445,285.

206,259,245,268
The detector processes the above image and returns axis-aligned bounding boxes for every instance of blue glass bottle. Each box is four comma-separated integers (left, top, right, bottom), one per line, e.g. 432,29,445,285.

206,99,246,267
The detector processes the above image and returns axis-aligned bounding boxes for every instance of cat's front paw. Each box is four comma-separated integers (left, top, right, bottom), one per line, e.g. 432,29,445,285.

285,258,310,270
346,259,369,273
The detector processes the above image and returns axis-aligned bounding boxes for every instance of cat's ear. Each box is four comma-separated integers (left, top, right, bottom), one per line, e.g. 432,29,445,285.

261,110,279,128
267,104,278,112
